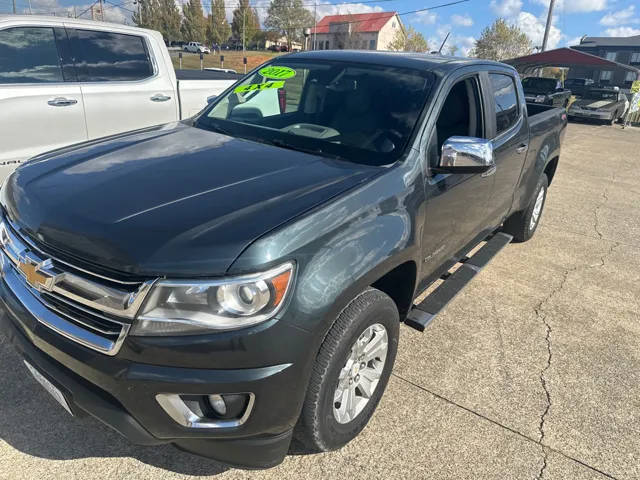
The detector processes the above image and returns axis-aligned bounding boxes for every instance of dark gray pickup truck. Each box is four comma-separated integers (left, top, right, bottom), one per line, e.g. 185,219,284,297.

0,51,567,469
522,76,572,108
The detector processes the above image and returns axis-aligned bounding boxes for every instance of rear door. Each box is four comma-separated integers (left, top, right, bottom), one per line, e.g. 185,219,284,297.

485,71,530,224
66,27,178,139
0,25,87,168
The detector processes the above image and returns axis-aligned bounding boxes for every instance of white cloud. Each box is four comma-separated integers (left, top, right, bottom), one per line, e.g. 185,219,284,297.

311,2,384,20
532,0,607,14
451,13,473,27
414,11,438,25
600,6,638,26
490,0,522,17
603,26,640,36
457,36,476,56
516,11,564,49
24,0,130,23
566,35,584,47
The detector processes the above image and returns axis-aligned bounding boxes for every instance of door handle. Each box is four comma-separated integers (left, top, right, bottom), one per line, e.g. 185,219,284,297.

151,94,172,102
515,143,528,154
47,97,78,107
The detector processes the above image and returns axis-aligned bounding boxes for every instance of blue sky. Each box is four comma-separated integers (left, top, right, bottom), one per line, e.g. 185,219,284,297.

3,0,640,55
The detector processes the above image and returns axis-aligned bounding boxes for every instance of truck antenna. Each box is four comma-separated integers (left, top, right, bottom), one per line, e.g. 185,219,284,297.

438,32,450,54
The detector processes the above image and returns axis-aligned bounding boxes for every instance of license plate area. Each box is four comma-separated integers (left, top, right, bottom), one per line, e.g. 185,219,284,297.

24,360,73,416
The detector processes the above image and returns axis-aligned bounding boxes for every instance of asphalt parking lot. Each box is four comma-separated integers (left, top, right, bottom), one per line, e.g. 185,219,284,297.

1,122,639,480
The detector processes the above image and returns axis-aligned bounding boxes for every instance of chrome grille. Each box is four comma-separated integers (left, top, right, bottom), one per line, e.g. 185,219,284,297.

0,217,155,355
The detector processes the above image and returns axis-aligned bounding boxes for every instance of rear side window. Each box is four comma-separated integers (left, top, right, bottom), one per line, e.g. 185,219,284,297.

489,73,519,135
69,29,153,82
0,27,63,84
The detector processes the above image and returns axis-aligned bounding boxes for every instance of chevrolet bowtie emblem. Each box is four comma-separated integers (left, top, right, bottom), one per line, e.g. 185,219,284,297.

16,257,55,291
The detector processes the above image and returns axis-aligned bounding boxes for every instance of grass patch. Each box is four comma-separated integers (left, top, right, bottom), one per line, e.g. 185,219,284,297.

172,50,282,74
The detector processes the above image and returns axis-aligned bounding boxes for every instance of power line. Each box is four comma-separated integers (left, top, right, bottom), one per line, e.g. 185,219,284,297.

104,0,136,13
76,0,98,18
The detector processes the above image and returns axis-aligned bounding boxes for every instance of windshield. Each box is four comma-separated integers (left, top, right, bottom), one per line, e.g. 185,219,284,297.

584,89,617,100
195,59,434,165
522,77,559,92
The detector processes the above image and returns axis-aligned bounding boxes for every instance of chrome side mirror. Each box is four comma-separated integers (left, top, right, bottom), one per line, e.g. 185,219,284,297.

436,136,495,174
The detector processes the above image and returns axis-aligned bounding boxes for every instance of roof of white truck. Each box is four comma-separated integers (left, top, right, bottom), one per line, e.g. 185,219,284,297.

0,14,155,36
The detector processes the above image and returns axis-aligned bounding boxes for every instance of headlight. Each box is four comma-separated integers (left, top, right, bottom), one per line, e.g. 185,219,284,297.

535,95,546,103
131,262,294,336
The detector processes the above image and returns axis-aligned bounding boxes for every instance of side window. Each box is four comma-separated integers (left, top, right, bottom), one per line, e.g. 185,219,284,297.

69,29,153,82
489,73,519,135
0,27,63,84
429,76,484,168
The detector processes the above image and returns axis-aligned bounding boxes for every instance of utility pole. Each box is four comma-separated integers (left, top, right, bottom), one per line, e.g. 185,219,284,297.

242,7,245,55
12,0,16,14
99,0,104,21
313,1,317,50
541,0,555,52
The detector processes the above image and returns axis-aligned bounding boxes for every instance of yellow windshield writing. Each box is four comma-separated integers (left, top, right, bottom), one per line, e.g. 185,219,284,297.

234,80,285,94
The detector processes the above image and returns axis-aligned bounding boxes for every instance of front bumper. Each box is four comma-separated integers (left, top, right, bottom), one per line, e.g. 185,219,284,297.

568,110,613,120
0,264,314,469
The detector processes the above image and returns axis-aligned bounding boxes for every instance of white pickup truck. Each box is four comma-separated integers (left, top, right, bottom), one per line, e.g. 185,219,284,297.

0,15,240,177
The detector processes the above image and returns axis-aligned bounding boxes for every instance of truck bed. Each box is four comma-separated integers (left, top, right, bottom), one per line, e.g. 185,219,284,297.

175,70,242,119
526,102,567,142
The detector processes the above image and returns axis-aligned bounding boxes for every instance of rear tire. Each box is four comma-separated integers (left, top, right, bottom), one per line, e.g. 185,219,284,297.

502,174,548,242
296,288,399,452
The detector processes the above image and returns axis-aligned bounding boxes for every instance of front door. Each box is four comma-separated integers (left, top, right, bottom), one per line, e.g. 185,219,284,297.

420,73,495,279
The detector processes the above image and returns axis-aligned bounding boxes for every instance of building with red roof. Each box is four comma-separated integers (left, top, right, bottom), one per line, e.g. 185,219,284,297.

309,12,405,51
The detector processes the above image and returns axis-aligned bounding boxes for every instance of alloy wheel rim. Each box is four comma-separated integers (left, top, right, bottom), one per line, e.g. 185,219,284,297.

333,323,389,424
530,187,545,231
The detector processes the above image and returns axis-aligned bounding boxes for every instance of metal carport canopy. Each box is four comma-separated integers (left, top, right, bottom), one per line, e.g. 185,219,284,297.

504,47,640,76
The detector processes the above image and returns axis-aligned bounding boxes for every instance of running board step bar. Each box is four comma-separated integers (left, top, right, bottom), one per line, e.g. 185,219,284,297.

405,232,513,332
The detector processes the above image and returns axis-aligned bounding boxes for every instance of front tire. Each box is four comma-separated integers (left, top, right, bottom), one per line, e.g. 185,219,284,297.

296,288,399,452
502,174,548,242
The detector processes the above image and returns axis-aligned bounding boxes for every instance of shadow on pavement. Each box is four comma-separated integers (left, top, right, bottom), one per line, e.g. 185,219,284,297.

0,332,231,476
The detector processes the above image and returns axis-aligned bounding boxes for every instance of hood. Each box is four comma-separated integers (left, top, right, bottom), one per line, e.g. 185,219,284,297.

1,123,379,277
573,98,617,111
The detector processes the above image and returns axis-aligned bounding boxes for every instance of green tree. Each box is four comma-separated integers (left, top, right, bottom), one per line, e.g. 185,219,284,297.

157,0,182,44
181,0,207,44
132,0,160,31
471,18,532,61
264,0,314,50
388,27,428,53
447,44,459,56
231,0,259,48
206,0,231,46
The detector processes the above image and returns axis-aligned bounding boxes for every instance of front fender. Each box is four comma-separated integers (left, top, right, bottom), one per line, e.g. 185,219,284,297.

229,155,424,342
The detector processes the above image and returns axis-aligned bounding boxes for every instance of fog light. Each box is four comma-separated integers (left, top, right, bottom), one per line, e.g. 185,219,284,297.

208,394,227,416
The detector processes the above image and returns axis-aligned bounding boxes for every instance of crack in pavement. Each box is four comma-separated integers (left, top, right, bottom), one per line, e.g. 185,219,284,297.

533,266,575,480
531,237,619,479
391,373,619,479
593,190,607,239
